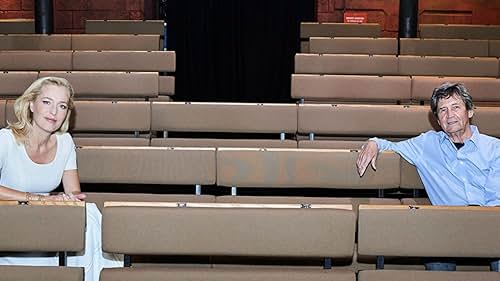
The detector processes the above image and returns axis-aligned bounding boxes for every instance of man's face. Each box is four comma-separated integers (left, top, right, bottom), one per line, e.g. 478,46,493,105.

436,94,474,136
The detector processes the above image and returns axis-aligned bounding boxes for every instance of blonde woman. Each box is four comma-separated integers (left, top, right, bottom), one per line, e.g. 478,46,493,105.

0,77,122,281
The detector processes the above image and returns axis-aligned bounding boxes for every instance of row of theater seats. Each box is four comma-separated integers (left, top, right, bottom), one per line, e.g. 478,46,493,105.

0,50,175,72
0,19,165,35
300,22,500,52
308,37,500,57
292,74,500,104
75,146,425,193
0,19,166,51
2,201,499,281
1,100,499,147
0,34,163,51
0,56,175,99
295,54,500,77
299,22,500,77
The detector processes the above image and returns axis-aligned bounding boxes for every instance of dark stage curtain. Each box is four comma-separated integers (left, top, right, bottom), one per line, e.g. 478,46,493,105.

165,0,315,102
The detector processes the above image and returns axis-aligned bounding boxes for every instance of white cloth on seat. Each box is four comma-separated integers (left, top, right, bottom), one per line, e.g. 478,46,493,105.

0,203,124,281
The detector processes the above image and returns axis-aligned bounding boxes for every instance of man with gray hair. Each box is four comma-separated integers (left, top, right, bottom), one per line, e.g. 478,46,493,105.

356,82,500,270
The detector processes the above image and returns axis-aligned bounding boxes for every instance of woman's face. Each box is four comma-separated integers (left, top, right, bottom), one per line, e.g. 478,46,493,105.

29,84,70,134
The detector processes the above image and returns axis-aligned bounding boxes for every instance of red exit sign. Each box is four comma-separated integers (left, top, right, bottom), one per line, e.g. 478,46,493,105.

344,12,368,23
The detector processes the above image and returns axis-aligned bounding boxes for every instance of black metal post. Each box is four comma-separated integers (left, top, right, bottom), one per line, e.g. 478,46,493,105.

58,251,67,266
35,0,54,34
376,256,385,269
398,0,418,38
160,0,167,50
124,255,132,267
323,257,332,269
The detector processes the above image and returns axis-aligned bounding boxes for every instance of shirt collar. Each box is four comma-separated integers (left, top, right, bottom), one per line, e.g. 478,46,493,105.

468,125,480,147
438,125,480,148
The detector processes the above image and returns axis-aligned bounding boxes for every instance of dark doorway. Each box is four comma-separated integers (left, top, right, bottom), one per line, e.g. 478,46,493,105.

154,0,315,102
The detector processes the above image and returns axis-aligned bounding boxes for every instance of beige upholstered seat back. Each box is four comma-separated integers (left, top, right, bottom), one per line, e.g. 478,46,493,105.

85,20,164,35
217,148,400,189
358,205,500,258
77,146,216,185
309,37,397,55
0,201,85,252
102,202,355,258
0,34,71,50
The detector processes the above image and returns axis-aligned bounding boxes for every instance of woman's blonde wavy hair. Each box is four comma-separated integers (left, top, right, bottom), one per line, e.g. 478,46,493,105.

8,76,75,144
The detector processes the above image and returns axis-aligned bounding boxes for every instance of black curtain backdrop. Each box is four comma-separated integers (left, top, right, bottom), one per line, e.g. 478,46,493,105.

165,0,315,102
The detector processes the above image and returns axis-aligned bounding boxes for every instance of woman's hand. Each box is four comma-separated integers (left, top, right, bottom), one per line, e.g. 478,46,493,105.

45,192,86,202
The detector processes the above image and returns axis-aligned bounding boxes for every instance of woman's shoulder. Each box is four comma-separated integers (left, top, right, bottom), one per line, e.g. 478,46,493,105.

0,128,15,142
57,132,75,145
0,129,17,153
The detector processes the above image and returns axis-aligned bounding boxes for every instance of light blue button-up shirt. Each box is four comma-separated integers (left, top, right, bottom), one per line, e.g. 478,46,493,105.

373,125,500,206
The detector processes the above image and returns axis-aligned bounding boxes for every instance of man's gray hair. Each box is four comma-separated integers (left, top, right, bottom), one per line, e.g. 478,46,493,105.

430,82,474,117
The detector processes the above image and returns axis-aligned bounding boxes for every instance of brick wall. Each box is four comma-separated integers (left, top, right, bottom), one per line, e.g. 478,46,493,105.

317,0,500,37
1,0,499,35
0,0,144,33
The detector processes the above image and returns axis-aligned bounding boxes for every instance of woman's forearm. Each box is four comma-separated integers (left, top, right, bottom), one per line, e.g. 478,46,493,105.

0,185,42,201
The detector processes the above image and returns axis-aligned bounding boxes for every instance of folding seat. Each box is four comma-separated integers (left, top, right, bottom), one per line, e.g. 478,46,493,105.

100,202,356,281
71,34,160,51
419,24,500,40
298,104,437,139
309,37,398,55
309,37,397,55
0,71,38,98
0,19,34,34
411,76,500,105
216,148,400,195
39,71,159,100
489,40,500,57
295,54,398,75
399,157,425,195
72,51,175,72
77,146,216,194
472,107,500,137
0,201,85,281
359,270,500,281
300,22,381,53
158,75,175,98
0,34,71,50
151,102,297,148
357,204,500,280
292,74,411,104
296,103,434,162
12,74,154,145
66,99,151,146
0,51,72,71
400,38,489,57
301,23,381,38
85,20,165,35
297,139,366,150
84,20,166,51
398,56,498,77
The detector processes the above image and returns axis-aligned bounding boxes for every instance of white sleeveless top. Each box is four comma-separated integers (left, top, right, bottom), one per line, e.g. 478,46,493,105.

0,128,77,193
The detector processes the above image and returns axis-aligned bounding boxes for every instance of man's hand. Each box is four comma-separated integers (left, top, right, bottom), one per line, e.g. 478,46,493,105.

356,140,379,177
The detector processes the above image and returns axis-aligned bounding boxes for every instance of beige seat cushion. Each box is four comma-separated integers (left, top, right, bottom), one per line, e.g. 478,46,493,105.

101,267,355,281
0,266,83,281
359,270,500,281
